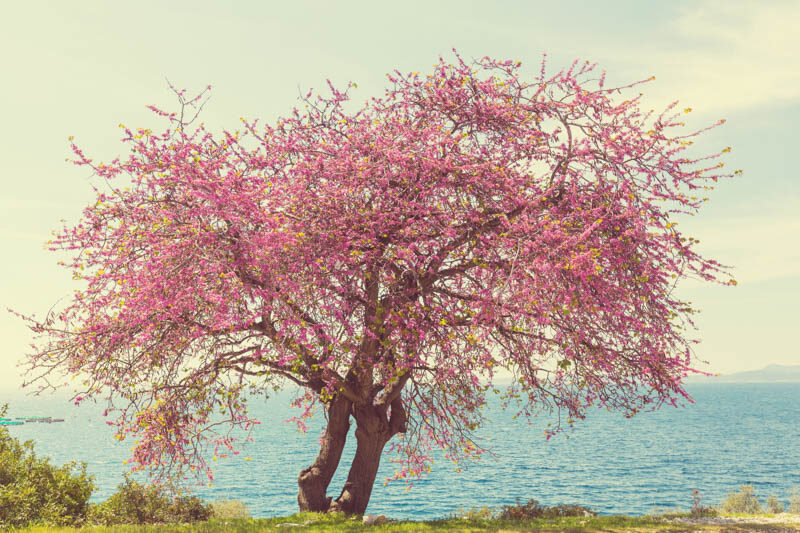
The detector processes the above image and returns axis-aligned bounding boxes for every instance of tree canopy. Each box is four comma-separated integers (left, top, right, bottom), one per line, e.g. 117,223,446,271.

18,53,735,514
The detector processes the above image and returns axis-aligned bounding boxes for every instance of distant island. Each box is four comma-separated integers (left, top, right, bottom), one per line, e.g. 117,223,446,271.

688,364,800,383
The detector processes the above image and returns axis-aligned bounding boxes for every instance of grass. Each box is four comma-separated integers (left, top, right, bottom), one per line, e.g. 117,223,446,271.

11,511,800,533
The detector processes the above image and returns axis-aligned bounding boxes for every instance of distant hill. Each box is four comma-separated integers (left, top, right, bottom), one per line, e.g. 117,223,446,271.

688,364,800,383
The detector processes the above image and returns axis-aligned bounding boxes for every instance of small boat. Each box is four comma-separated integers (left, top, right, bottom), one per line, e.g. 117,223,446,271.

2,415,65,425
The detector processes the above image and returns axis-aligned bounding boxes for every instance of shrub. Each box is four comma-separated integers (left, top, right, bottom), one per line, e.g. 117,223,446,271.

171,492,212,522
765,495,784,514
498,498,595,521
721,485,763,514
451,505,495,520
789,487,800,514
0,404,95,529
690,489,718,517
88,473,211,525
210,499,251,519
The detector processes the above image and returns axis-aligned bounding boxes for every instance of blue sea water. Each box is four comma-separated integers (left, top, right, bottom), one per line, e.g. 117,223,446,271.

2,383,799,519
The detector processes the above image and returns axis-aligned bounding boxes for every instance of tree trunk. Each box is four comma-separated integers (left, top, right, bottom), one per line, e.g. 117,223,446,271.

330,397,407,515
297,395,352,512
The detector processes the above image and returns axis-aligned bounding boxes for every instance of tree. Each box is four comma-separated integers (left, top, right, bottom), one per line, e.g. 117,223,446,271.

17,53,736,515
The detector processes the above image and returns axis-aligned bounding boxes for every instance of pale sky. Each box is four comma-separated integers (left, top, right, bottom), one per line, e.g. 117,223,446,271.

1,1,798,391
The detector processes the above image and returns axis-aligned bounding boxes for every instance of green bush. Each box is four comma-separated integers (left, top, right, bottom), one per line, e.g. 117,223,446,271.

789,487,800,514
451,505,495,520
721,485,764,514
88,474,212,525
498,498,595,521
210,499,251,519
0,404,95,528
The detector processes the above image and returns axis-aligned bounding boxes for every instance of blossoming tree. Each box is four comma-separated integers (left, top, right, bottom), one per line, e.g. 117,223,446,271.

18,54,736,514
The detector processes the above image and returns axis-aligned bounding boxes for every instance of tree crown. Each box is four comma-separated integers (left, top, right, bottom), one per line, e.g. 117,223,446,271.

18,52,735,487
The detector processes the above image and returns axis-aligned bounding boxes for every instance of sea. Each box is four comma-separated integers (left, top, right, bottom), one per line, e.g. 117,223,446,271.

2,383,799,519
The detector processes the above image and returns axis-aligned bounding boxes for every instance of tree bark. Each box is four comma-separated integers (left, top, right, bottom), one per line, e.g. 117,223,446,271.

330,397,407,515
297,395,352,512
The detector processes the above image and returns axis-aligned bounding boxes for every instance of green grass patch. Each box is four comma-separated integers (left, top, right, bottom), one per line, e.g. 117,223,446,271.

7,512,748,532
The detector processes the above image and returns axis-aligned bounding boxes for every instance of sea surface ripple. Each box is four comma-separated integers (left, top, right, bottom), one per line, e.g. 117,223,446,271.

3,383,799,519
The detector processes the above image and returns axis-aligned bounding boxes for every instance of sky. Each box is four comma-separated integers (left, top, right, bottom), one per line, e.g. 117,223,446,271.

1,1,798,392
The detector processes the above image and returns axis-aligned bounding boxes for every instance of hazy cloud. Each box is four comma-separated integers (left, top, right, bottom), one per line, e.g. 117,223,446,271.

620,1,800,115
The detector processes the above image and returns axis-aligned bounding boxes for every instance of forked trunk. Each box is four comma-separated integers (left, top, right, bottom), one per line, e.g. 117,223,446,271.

329,418,387,514
297,395,352,511
331,398,407,515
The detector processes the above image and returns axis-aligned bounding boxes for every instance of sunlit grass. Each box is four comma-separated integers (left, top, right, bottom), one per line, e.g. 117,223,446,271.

14,511,800,532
